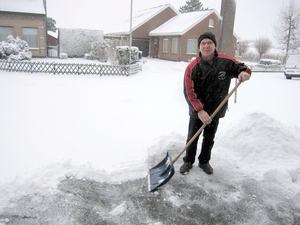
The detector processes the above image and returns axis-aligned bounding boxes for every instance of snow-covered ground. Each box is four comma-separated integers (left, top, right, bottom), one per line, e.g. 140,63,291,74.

0,58,299,224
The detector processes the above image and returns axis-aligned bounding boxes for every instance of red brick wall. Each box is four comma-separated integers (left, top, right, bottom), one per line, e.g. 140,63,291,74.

150,12,237,62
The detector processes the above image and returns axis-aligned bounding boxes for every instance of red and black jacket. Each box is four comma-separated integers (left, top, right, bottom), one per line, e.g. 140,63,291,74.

184,52,252,118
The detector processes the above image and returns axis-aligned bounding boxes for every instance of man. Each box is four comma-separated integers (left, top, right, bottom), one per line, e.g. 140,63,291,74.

180,31,251,175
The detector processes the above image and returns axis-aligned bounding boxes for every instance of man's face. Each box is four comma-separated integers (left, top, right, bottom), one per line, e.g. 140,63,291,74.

199,38,216,59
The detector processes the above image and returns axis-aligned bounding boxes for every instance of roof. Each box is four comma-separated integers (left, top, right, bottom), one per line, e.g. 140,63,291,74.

150,9,221,36
0,0,46,15
104,4,179,35
47,30,58,39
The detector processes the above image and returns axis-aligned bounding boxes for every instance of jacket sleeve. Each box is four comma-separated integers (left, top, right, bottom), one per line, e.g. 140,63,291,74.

235,63,252,76
183,60,203,112
219,53,252,77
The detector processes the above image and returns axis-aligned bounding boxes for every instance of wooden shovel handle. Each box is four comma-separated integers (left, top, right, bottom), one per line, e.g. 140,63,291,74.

172,81,242,164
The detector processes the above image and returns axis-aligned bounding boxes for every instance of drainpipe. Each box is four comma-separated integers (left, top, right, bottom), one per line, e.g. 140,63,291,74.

44,0,48,58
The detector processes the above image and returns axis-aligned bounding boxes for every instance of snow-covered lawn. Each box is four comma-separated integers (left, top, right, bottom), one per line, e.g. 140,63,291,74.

0,58,299,224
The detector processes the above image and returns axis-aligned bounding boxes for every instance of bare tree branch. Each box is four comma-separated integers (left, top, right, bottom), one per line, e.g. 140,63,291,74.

254,37,272,59
274,0,300,55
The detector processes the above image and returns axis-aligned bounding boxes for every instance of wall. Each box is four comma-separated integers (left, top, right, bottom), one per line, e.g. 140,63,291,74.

0,12,47,57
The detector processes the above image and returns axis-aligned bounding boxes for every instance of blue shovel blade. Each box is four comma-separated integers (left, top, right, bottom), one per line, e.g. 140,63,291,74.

148,152,175,192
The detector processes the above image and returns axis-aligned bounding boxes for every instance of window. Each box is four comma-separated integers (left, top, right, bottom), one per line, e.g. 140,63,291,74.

163,38,169,53
187,39,197,54
0,26,13,41
22,28,38,48
209,19,214,28
172,38,178,53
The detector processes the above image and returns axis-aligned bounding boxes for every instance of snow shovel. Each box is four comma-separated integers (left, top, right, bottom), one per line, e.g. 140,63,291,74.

148,81,242,192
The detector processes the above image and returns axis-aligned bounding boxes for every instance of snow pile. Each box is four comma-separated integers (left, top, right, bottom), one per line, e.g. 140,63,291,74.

0,35,32,61
216,112,300,193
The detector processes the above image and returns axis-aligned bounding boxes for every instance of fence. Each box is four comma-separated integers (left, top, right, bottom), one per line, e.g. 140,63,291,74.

249,64,285,72
47,46,58,58
0,60,140,76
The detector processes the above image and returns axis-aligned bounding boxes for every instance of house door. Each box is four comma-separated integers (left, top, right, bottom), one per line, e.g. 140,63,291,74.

151,38,159,58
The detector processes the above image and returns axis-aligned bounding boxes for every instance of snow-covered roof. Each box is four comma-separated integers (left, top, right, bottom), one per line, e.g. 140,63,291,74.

47,30,58,39
104,4,179,35
0,0,46,15
150,9,221,36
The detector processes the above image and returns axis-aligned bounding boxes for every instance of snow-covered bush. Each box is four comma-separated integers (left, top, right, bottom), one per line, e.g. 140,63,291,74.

105,39,122,65
0,35,32,61
87,40,110,62
116,46,142,65
60,53,68,59
84,53,93,60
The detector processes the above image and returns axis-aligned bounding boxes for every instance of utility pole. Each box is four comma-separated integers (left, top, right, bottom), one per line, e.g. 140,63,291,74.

129,0,133,64
219,0,236,56
219,0,238,103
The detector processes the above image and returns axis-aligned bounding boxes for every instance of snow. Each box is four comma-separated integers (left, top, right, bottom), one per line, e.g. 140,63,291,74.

0,58,300,224
0,0,45,15
150,10,220,36
104,4,178,35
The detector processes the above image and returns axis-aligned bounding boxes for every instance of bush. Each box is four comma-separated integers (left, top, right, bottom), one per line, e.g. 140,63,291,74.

116,46,142,65
60,53,68,59
0,35,32,61
105,39,122,65
87,40,109,62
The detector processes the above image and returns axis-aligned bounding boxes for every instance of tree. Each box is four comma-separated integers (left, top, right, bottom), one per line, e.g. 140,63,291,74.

47,17,57,32
238,40,249,60
179,0,205,13
254,37,272,59
274,0,300,56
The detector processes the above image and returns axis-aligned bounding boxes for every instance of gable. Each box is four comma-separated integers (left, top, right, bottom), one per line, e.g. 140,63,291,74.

0,0,46,15
105,3,179,35
150,9,221,36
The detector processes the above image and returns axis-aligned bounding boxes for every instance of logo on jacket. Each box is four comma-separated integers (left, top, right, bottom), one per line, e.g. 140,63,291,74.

218,71,226,80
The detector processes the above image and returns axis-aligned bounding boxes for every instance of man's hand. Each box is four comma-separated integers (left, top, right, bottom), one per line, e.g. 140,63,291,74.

238,71,251,82
198,110,212,124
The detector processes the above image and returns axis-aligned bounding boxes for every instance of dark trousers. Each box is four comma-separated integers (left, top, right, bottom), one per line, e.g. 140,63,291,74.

183,116,219,165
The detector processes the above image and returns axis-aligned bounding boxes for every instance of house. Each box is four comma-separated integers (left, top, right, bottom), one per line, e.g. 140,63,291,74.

105,5,237,62
104,4,179,57
149,9,237,62
0,0,47,57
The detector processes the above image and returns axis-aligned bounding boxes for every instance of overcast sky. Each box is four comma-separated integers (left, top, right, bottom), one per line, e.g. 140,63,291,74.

47,0,300,42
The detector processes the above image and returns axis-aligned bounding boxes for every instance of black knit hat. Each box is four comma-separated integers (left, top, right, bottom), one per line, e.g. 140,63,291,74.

198,31,217,47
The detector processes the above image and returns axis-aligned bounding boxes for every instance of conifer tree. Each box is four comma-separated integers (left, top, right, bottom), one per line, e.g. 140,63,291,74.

47,17,57,32
179,0,205,13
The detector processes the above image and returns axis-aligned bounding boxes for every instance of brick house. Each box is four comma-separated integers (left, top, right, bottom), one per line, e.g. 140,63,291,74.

150,9,237,61
104,4,179,57
105,5,237,62
0,0,47,57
